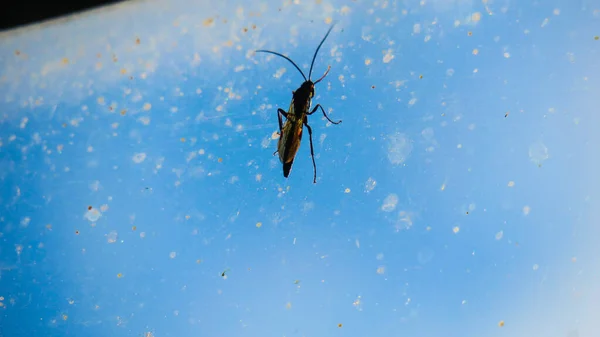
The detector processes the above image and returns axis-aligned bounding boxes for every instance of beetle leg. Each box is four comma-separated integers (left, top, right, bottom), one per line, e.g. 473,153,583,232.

308,104,342,125
273,108,288,157
303,122,317,184
277,108,288,133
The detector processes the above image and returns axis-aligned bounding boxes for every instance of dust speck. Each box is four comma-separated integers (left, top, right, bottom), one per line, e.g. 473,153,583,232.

383,49,395,63
529,141,549,166
523,205,531,215
495,231,503,240
364,177,377,192
413,23,421,34
107,230,118,243
453,226,460,234
20,117,28,129
387,133,412,164
381,194,398,212
132,153,147,164
170,251,177,259
273,67,287,79
138,116,151,125
507,181,515,187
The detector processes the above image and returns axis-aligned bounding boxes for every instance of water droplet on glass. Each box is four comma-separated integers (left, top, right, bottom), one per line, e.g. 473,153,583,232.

85,209,102,222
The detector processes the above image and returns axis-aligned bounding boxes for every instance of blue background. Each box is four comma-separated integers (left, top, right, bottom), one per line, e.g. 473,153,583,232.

1,0,599,336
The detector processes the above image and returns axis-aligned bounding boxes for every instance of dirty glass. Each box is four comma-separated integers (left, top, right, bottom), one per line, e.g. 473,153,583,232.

1,0,599,336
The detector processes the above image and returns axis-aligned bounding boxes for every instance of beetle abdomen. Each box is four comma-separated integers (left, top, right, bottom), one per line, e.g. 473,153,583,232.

282,160,294,178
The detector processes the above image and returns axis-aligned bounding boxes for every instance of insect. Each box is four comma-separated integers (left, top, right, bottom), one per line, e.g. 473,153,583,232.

255,24,342,183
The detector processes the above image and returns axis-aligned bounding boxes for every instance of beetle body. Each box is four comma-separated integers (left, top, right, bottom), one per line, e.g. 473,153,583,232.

256,24,341,183
278,81,314,177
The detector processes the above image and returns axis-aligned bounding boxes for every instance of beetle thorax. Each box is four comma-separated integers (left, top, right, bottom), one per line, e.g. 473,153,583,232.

292,80,315,117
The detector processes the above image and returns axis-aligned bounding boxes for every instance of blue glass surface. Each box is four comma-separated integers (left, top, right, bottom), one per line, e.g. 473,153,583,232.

1,1,599,336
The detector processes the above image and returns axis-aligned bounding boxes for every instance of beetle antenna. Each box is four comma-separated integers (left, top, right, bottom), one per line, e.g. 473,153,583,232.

314,65,331,84
308,22,336,81
255,50,307,81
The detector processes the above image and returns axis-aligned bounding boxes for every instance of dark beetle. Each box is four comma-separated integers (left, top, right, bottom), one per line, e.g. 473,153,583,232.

255,23,342,183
